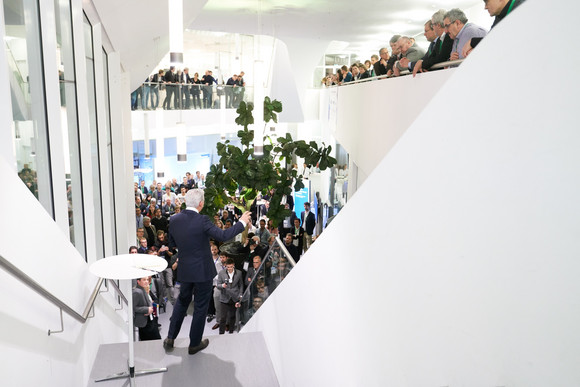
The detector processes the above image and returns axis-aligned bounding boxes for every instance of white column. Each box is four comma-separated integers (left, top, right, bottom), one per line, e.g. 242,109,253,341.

168,0,183,65
252,60,265,155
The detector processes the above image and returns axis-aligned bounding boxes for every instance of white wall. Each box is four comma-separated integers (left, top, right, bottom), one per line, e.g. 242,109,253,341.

243,0,580,385
328,68,455,188
0,156,127,386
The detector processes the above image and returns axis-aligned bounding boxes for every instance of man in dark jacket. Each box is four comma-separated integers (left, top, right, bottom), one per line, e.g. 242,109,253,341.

216,258,244,334
163,189,250,354
163,66,176,110
133,277,161,341
300,202,316,253
463,0,526,57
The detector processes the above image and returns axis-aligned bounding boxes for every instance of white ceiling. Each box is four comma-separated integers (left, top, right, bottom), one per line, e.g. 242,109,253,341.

188,0,487,56
87,0,492,89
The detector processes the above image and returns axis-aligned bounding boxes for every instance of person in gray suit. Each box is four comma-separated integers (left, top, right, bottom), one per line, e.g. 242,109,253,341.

133,277,161,341
216,258,244,334
394,36,426,75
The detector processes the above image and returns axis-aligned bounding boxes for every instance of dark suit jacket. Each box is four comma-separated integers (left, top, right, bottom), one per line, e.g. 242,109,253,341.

132,285,151,328
292,226,304,252
373,60,388,76
163,70,176,83
472,0,525,48
169,209,245,283
217,268,244,303
411,33,454,71
283,242,300,263
278,212,298,237
301,211,316,235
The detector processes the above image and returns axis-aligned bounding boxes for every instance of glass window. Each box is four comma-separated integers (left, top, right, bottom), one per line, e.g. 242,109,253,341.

102,47,117,255
84,13,104,259
55,0,85,257
4,0,54,216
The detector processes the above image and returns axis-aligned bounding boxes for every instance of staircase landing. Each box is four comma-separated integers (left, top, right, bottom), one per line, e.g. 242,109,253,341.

88,331,278,386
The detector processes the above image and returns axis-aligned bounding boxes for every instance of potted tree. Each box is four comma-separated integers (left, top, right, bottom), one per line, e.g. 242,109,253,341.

201,97,337,228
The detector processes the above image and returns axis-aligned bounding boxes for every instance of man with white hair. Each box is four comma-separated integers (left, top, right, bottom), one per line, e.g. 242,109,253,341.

163,189,251,355
393,36,425,75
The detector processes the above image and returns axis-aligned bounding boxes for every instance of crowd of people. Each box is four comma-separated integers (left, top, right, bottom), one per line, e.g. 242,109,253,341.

131,68,247,111
323,2,524,85
130,170,317,341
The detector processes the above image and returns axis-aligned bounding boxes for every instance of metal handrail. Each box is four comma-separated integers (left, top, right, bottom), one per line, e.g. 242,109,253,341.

328,58,465,87
0,254,127,327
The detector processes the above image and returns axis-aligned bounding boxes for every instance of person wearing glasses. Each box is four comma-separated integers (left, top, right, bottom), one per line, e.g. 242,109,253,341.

443,9,487,62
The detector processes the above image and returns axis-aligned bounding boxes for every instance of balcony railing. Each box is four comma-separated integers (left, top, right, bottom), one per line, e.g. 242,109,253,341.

326,58,465,87
131,82,254,111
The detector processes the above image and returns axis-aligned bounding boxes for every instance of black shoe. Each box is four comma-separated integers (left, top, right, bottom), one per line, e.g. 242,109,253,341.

188,338,209,355
163,338,174,351
206,314,215,323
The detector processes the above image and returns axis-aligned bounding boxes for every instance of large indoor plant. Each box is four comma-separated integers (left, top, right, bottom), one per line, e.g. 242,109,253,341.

201,97,337,226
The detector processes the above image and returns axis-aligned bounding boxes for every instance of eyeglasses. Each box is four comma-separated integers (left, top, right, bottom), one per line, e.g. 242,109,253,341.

444,21,455,29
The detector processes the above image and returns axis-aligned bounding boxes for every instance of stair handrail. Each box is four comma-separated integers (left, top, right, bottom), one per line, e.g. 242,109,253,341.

0,254,127,326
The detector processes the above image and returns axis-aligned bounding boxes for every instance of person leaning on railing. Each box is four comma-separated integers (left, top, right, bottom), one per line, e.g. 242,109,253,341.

411,10,455,77
444,8,487,63
150,69,164,110
191,72,202,109
462,0,526,58
393,36,425,77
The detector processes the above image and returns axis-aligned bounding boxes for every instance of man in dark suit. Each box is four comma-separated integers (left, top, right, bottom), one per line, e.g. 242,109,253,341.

216,258,244,334
283,233,300,263
163,189,251,354
163,66,176,110
411,11,454,77
300,202,316,253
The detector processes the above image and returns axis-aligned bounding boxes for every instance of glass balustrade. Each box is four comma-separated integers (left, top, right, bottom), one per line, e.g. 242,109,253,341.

236,236,296,330
131,82,254,111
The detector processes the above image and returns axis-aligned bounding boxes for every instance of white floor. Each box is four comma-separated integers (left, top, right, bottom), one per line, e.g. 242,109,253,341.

156,299,224,341
89,301,278,386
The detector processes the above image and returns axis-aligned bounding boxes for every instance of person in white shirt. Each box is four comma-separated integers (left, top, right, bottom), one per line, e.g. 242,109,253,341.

162,186,177,205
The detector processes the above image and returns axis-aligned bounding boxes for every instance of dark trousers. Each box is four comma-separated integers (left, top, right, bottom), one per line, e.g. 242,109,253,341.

219,300,236,334
167,280,213,347
192,93,201,109
207,285,216,315
138,316,161,341
184,86,191,108
164,86,175,109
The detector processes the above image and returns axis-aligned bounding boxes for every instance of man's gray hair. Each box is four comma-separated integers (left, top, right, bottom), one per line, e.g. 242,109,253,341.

185,188,205,208
379,47,388,55
432,9,446,27
444,8,468,24
389,34,401,44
